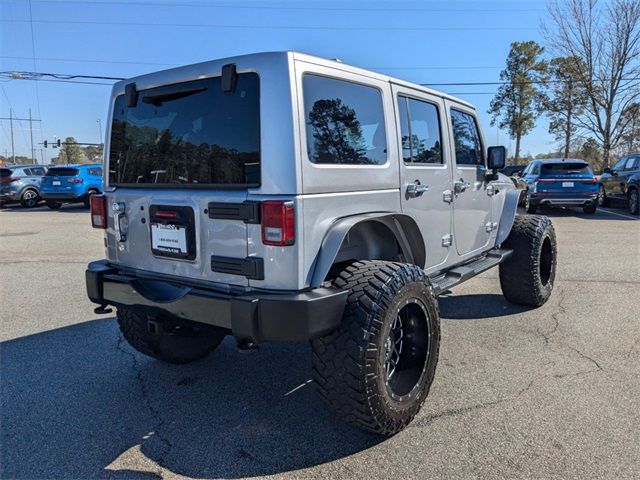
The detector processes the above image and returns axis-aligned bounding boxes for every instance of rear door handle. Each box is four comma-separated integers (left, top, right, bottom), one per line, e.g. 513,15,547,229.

406,180,428,198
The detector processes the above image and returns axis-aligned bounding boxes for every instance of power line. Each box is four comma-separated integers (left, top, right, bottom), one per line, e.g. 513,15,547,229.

16,0,547,13
0,71,124,81
5,77,115,86
0,55,503,71
2,18,537,32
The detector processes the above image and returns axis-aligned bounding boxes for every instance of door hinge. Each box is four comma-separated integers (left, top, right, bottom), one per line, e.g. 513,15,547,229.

442,234,453,247
443,190,453,203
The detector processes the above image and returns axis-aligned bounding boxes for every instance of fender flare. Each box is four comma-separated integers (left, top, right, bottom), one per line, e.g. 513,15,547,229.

495,188,521,246
310,212,426,288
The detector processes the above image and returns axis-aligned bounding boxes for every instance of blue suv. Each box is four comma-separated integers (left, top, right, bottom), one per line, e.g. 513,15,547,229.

519,159,599,214
41,164,104,209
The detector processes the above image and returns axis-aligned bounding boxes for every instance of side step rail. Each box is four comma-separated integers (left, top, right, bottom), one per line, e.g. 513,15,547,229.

429,248,513,296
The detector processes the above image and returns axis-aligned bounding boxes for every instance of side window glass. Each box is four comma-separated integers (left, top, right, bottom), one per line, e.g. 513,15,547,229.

450,109,484,166
532,163,541,175
23,168,33,176
613,157,627,172
398,96,442,164
624,157,636,170
633,157,640,170
32,167,45,176
303,74,387,165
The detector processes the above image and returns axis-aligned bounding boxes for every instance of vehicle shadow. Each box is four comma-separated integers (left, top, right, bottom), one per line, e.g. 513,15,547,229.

0,319,381,479
518,205,637,221
0,203,89,213
438,293,531,320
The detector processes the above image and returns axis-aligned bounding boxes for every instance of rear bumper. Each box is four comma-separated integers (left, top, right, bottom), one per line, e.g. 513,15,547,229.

86,260,347,344
530,192,598,207
41,191,86,201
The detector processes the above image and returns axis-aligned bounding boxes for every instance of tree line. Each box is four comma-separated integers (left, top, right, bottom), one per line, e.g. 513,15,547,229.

489,0,639,170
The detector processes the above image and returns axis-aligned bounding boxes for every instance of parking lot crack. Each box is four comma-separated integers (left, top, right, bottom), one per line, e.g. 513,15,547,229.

537,287,564,345
567,345,603,371
116,334,174,471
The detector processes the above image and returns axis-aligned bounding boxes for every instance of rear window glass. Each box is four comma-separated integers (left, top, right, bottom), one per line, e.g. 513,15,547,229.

541,163,592,175
303,75,387,165
109,73,260,187
1,168,13,178
47,168,79,177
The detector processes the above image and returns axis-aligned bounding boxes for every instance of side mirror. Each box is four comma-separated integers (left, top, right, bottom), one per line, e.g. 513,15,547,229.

487,146,506,171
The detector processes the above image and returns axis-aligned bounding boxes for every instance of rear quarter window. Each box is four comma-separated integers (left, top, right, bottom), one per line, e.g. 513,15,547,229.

302,74,387,165
88,167,103,176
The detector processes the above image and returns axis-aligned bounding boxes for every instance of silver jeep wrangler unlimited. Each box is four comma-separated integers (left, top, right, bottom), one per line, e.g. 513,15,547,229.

86,52,557,435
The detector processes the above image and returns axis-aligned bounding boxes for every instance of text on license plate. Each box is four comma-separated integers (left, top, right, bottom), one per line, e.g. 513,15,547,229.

151,224,188,254
52,181,61,186
562,182,574,187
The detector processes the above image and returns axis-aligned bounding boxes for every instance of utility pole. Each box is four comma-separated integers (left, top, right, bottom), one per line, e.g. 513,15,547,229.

97,119,103,145
29,108,35,163
1,113,41,164
9,108,15,163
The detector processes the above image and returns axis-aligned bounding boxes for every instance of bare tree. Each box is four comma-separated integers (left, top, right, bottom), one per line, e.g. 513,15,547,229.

544,0,640,168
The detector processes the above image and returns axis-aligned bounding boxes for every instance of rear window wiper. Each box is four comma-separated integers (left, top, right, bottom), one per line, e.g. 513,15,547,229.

142,87,207,106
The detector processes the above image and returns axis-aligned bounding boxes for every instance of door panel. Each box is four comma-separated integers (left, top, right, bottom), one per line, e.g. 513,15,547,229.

445,102,492,256
393,86,452,271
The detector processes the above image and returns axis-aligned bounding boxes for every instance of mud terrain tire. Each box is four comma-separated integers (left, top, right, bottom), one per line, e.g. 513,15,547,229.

499,214,557,307
311,260,440,436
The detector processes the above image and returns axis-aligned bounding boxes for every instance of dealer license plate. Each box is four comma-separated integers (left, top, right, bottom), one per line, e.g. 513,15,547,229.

562,182,574,187
151,223,188,254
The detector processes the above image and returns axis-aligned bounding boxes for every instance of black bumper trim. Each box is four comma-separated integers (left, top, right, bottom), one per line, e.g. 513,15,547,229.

42,193,86,201
86,260,347,344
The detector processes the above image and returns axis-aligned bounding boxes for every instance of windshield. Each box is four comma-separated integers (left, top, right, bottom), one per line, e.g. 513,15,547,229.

541,163,592,176
108,73,260,187
0,168,12,178
46,168,79,177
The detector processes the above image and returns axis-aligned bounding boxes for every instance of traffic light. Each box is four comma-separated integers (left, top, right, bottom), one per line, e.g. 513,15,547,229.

43,140,48,148
57,139,61,147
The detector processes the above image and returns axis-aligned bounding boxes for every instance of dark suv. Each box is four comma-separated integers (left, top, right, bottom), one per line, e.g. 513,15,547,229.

598,153,640,210
0,164,47,208
519,159,599,214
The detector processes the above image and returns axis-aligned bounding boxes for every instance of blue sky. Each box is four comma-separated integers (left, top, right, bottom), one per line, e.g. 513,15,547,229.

1,0,558,164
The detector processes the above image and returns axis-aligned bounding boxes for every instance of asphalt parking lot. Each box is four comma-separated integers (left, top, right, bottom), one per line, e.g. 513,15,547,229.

1,204,638,479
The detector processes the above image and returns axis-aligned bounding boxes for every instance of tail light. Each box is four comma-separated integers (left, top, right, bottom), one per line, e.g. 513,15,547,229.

67,177,83,184
0,177,19,184
261,200,295,246
90,194,107,229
